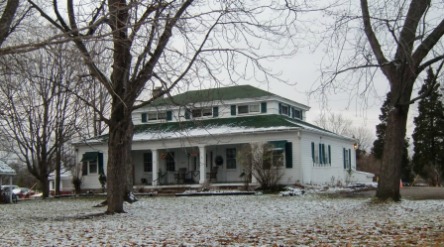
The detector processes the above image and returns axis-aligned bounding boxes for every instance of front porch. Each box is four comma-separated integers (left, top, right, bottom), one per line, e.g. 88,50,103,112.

132,144,252,186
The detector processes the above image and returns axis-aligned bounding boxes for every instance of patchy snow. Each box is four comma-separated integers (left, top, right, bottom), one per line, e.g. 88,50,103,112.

0,161,15,175
133,126,297,141
1,195,443,246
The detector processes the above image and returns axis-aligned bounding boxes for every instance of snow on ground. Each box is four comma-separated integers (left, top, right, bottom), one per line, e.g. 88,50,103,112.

1,195,443,246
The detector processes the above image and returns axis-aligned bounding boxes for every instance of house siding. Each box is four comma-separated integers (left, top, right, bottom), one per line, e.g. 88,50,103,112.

299,132,363,185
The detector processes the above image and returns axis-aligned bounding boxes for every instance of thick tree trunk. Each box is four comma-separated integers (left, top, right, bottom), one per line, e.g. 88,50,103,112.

376,101,410,201
40,175,50,198
106,102,134,214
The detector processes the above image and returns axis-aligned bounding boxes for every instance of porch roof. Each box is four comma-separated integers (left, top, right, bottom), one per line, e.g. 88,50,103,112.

79,115,344,144
0,160,16,176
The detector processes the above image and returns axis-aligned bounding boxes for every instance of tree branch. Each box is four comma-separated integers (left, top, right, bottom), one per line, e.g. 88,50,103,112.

360,0,388,69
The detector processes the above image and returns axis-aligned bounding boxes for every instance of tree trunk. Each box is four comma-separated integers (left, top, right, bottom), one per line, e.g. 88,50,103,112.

106,102,134,214
376,102,410,201
55,147,61,196
40,174,50,198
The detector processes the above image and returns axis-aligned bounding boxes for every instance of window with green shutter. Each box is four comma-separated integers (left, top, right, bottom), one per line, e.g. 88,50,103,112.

141,113,147,123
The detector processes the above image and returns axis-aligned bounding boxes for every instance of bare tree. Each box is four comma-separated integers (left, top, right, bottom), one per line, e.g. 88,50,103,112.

0,45,81,197
0,0,20,47
314,112,353,136
28,0,306,213
352,126,373,153
313,0,444,201
238,143,284,191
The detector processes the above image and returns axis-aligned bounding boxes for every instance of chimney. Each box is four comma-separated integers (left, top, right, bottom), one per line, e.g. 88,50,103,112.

153,87,163,98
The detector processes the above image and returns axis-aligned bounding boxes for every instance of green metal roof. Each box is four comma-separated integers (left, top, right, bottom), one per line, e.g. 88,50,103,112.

133,114,298,133
79,114,339,144
151,85,274,106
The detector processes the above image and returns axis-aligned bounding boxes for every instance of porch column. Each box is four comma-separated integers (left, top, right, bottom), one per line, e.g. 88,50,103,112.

199,146,206,184
152,149,159,186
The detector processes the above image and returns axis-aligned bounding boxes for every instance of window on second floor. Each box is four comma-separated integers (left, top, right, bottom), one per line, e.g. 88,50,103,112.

237,104,260,115
141,111,172,122
191,108,212,118
293,109,301,119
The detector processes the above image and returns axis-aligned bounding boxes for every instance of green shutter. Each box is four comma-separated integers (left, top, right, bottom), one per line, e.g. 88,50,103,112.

285,142,293,168
348,148,352,169
311,142,315,163
166,111,172,121
213,106,219,117
319,143,323,165
328,145,331,164
185,109,190,119
261,102,267,113
141,113,147,123
343,148,346,169
98,152,104,174
323,144,327,164
231,105,236,115
279,103,282,114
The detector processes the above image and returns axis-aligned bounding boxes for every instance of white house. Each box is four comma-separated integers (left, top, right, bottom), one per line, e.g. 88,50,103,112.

74,85,373,190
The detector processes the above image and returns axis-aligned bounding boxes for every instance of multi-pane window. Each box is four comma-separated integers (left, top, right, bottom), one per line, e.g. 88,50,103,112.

147,112,166,121
192,108,212,118
293,109,301,119
264,150,284,169
143,153,153,172
312,142,331,166
89,160,98,174
281,105,289,115
81,152,103,175
237,104,260,114
226,148,237,169
250,104,260,112
238,105,249,114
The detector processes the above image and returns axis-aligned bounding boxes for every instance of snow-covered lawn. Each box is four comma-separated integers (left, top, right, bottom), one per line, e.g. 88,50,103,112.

1,195,443,246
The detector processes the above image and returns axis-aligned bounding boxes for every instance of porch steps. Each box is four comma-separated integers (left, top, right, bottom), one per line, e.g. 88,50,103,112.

176,191,256,197
134,184,255,197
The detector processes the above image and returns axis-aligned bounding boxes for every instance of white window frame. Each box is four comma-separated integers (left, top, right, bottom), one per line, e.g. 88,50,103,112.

191,108,212,118
237,104,260,115
89,160,98,174
281,105,289,115
148,111,167,121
